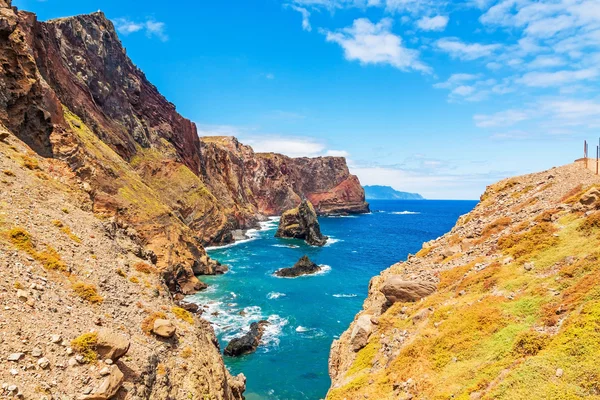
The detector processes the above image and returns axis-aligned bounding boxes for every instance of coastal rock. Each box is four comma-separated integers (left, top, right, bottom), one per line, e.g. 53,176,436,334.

275,200,328,246
275,255,322,277
380,277,437,304
350,315,373,351
152,319,176,338
79,365,123,400
96,329,130,361
224,321,270,357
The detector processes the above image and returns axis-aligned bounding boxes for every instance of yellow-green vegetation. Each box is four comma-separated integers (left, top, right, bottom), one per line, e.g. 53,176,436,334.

116,268,126,277
498,222,558,260
4,227,67,271
71,281,103,304
416,246,433,258
51,220,82,243
578,212,600,235
61,207,69,214
71,332,98,363
329,208,600,400
129,276,139,284
141,311,167,335
172,307,194,324
14,281,24,289
181,346,193,359
19,154,40,170
134,261,156,274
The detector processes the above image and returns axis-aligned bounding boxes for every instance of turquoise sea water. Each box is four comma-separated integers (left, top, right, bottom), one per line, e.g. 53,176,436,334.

188,200,478,400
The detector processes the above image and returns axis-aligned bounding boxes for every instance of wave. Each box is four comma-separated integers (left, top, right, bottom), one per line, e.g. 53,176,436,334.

267,292,286,300
295,326,326,338
324,237,342,247
332,293,358,298
206,217,280,251
272,244,300,249
295,326,309,332
391,211,421,215
261,315,289,349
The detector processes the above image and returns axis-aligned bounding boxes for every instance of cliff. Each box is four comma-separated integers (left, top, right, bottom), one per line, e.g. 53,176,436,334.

328,163,600,400
0,2,367,296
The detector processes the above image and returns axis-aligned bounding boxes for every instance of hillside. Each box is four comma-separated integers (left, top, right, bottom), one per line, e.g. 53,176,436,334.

328,163,600,400
364,185,424,200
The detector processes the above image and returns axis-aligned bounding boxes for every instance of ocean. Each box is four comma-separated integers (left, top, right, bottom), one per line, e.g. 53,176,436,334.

188,200,478,400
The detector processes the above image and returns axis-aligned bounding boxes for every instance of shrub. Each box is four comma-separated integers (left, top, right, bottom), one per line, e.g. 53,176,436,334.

61,208,69,214
498,222,559,260
14,281,23,289
181,346,193,359
116,268,126,278
71,332,98,363
141,312,167,335
37,247,67,271
71,281,103,304
129,276,139,284
134,262,156,274
578,212,600,235
172,307,194,324
2,170,14,176
481,217,512,239
6,227,67,271
512,330,550,356
561,184,584,203
20,155,40,170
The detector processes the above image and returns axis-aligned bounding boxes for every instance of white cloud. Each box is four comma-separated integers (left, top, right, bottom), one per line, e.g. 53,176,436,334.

474,109,531,128
416,15,449,31
436,37,501,60
325,149,350,157
518,68,599,87
113,18,168,41
527,55,566,69
433,73,481,89
324,18,430,72
287,5,312,31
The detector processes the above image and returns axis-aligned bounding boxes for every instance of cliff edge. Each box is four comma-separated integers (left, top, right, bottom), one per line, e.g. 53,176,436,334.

328,163,600,400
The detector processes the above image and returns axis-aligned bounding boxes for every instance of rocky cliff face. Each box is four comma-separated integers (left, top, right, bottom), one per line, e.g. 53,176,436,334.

0,1,368,297
328,163,600,400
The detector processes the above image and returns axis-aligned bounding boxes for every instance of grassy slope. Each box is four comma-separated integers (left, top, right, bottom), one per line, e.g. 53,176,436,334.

328,171,600,400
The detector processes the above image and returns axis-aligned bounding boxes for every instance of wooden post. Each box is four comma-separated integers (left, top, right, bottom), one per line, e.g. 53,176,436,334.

585,140,588,168
597,145,599,175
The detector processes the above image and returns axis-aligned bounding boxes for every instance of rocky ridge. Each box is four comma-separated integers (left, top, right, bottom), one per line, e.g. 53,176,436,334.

328,163,600,400
275,200,328,246
275,255,322,278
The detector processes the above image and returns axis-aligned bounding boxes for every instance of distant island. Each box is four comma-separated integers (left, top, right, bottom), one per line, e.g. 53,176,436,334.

363,185,425,200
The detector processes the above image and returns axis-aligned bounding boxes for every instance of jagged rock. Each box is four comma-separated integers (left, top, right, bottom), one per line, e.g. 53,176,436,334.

275,255,321,277
96,329,130,361
178,301,200,313
380,277,437,304
152,319,176,338
7,353,23,361
79,365,124,400
224,321,270,357
16,290,28,302
31,347,42,357
275,200,328,246
350,315,373,351
37,357,50,369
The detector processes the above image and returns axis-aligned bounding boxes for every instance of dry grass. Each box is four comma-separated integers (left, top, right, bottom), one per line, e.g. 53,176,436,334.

71,332,98,363
5,227,67,271
498,222,558,260
71,281,103,304
134,262,156,274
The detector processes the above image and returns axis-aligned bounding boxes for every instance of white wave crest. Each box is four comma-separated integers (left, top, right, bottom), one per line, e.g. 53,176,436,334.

391,211,420,215
332,293,358,298
267,292,286,300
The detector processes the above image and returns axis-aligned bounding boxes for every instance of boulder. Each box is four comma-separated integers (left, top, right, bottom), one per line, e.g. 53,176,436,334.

152,319,176,338
580,188,600,207
350,315,373,351
275,200,328,246
380,276,436,304
178,301,200,313
96,329,130,361
79,365,124,400
275,255,321,277
224,321,270,357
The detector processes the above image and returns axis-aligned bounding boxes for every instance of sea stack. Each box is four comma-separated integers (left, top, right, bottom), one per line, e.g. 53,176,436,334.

275,200,328,246
275,255,322,277
224,321,270,357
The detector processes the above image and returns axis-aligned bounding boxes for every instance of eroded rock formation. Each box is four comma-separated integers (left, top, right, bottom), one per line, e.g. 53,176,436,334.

224,321,270,357
275,255,322,277
275,200,328,246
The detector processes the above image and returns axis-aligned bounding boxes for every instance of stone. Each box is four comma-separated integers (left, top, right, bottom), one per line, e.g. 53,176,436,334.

96,329,130,361
556,368,564,378
275,255,322,277
16,290,28,302
152,319,176,338
178,301,200,313
579,188,600,206
224,321,270,357
275,200,328,246
68,357,78,367
31,347,43,357
99,367,110,376
50,335,62,344
80,365,124,400
350,315,373,351
7,385,17,392
37,358,50,369
8,353,24,361
524,262,534,271
380,276,437,304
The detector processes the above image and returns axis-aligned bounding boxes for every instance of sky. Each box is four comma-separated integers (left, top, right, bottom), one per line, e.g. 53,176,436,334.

13,0,600,199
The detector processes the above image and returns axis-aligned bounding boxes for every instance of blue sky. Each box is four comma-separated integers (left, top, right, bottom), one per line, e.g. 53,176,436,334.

14,0,600,199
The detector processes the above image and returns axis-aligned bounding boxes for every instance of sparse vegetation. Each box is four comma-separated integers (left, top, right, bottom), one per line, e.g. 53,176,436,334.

172,307,194,324
512,330,550,356
498,222,559,260
181,346,193,359
5,227,67,271
2,169,14,176
116,268,126,277
71,332,98,363
20,155,40,170
129,276,139,284
52,220,82,243
71,281,103,304
134,262,156,274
